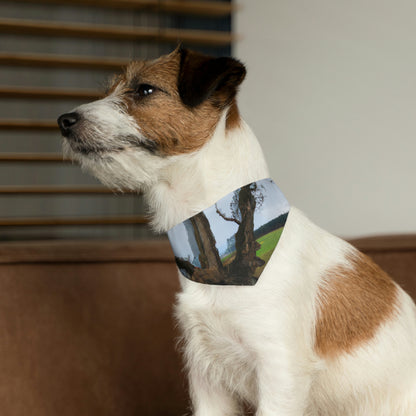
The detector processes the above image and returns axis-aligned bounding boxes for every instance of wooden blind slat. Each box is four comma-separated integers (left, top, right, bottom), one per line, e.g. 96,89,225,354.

0,186,135,194
0,87,101,100
0,18,234,46
155,0,234,16
0,215,148,226
0,153,64,162
0,120,58,130
9,0,234,17
0,52,129,70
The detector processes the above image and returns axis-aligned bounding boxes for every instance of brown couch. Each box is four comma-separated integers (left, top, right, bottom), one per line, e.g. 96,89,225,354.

0,236,415,416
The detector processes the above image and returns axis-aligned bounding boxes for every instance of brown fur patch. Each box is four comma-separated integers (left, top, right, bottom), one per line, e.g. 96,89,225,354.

315,251,398,358
108,50,224,156
226,99,241,130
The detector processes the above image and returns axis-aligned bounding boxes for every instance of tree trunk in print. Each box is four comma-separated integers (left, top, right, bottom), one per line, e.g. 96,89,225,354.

228,184,265,278
189,213,226,282
175,183,267,284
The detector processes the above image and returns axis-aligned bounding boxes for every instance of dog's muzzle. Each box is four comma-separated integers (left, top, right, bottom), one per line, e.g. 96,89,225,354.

57,112,80,137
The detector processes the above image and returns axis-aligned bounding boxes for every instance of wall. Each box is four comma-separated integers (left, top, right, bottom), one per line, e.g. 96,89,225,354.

234,0,416,238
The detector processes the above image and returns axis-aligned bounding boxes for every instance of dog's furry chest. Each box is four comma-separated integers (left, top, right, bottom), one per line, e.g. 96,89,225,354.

175,289,258,397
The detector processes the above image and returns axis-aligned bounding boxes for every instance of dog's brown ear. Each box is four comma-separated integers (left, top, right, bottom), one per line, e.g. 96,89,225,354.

178,48,246,108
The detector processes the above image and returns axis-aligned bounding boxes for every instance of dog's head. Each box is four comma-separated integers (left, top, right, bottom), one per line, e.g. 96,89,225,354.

58,47,246,191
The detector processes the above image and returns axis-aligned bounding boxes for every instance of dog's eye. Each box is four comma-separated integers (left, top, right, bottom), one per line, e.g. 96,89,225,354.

134,84,156,98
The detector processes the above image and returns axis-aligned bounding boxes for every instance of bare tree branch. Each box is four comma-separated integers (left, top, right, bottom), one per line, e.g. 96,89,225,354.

215,204,241,225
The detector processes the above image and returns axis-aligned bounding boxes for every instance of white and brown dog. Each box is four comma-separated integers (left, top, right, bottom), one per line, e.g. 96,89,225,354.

58,48,416,415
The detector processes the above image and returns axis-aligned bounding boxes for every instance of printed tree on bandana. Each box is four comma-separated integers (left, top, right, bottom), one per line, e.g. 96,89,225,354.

216,182,265,279
174,182,267,285
174,211,227,284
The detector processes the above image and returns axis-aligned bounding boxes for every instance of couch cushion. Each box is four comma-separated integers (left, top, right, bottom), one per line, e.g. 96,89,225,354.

0,240,188,416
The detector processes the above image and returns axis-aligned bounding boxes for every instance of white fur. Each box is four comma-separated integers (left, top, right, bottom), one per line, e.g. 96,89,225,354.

64,96,416,415
63,89,168,191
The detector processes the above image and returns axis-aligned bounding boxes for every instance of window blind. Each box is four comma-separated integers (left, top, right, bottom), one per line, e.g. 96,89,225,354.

0,0,234,241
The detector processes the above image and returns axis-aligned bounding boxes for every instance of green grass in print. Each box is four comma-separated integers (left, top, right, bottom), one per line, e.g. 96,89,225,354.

220,228,284,277
222,251,235,266
254,227,283,278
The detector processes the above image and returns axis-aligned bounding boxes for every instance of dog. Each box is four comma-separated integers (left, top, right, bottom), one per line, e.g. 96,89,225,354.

58,47,416,415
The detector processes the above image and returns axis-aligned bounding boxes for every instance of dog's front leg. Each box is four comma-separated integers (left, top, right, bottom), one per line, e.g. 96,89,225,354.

189,368,241,416
254,347,312,416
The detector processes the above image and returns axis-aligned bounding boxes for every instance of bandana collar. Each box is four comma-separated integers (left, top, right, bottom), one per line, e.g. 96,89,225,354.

167,178,290,286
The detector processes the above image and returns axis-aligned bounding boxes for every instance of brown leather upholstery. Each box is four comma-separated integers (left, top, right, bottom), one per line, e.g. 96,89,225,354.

0,240,188,416
0,236,414,415
350,234,416,300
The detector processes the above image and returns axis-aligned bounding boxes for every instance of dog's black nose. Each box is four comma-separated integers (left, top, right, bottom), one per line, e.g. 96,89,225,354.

57,112,80,136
